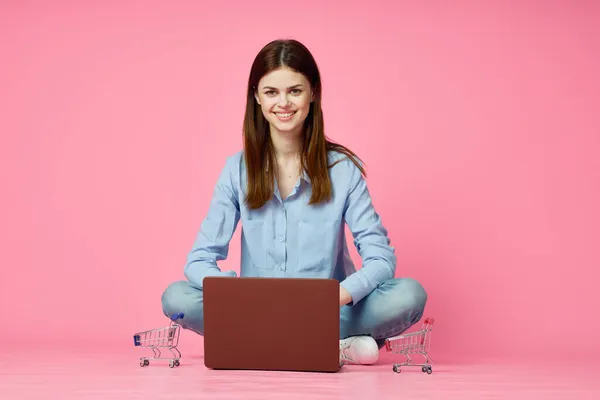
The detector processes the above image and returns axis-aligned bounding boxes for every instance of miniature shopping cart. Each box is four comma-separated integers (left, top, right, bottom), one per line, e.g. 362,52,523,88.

384,317,434,374
133,312,184,368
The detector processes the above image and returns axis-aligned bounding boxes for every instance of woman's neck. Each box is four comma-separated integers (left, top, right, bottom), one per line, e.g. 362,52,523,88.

270,129,302,162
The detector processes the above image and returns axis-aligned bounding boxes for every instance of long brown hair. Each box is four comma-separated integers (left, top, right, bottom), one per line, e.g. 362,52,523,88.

243,39,365,209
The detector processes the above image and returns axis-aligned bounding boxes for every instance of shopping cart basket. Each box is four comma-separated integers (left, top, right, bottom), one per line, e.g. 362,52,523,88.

133,312,184,368
384,317,434,374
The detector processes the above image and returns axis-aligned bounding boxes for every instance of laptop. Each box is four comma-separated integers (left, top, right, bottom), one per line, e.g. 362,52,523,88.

203,276,341,373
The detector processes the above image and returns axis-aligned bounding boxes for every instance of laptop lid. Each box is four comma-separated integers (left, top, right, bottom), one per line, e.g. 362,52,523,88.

203,276,341,373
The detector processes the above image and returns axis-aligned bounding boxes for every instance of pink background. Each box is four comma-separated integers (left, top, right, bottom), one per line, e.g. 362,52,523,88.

1,0,599,364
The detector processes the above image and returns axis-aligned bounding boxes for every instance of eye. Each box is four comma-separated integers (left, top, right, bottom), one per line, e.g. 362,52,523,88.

264,90,276,96
290,89,302,95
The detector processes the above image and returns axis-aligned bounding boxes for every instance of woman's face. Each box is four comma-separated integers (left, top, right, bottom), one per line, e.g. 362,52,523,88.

255,67,313,138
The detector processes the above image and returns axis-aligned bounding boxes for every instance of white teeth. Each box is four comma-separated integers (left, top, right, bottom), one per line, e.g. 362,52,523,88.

276,112,294,117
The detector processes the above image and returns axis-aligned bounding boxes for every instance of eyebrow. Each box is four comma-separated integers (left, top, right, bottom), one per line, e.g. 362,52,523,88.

262,84,304,90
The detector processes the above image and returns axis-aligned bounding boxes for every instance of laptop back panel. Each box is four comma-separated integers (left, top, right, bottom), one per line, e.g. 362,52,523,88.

203,277,340,373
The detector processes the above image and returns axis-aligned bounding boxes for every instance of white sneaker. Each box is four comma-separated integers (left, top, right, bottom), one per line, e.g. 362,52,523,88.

339,335,379,365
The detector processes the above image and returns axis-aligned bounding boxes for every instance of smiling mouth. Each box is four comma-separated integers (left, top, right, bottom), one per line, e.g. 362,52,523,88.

274,111,296,118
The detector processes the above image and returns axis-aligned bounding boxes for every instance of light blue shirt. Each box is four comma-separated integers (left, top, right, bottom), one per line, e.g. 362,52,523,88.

184,150,396,305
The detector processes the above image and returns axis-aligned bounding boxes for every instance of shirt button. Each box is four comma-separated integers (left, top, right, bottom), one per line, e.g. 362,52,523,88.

279,265,284,271
279,236,284,242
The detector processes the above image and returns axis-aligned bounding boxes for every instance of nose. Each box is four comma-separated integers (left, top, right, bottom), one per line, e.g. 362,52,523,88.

277,93,291,107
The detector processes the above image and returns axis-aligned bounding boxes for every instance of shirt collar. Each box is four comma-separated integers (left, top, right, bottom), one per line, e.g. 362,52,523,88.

301,169,311,183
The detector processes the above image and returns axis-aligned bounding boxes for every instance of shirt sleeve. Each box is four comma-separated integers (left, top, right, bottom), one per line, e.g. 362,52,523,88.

184,154,241,289
339,158,397,305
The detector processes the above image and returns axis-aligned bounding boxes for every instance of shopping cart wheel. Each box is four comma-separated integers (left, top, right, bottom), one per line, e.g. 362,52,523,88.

169,360,177,368
422,366,427,373
140,359,149,367
426,366,432,374
393,365,400,373
175,360,180,367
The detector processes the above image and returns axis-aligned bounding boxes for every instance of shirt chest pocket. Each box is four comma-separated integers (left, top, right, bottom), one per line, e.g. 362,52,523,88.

296,218,336,273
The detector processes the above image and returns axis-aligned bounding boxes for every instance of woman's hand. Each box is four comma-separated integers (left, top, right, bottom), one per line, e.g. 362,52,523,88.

339,285,353,307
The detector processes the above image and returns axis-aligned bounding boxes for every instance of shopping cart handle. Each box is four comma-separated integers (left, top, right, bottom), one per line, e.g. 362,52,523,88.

170,312,185,321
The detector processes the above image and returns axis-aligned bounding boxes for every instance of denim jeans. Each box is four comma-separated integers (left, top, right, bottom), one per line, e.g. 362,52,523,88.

161,277,427,347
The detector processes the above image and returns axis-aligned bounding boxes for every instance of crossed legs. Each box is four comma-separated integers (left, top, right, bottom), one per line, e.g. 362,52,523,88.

161,277,427,347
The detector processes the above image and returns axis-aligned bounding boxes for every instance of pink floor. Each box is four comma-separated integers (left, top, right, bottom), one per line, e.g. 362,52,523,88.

1,349,598,399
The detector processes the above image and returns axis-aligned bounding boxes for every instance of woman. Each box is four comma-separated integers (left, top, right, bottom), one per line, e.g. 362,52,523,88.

161,39,427,365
